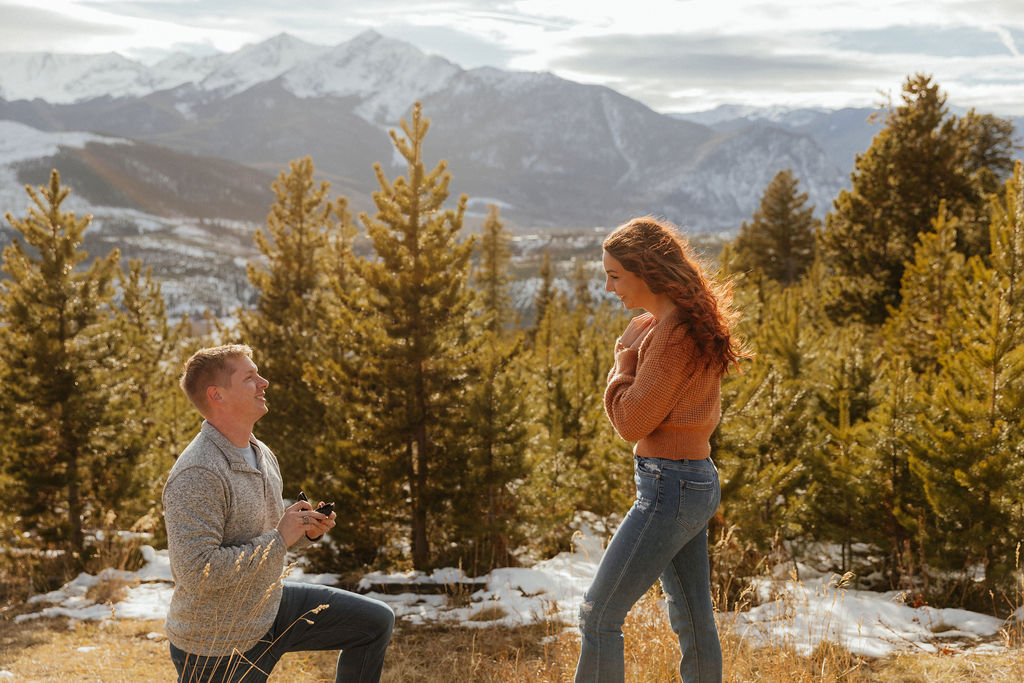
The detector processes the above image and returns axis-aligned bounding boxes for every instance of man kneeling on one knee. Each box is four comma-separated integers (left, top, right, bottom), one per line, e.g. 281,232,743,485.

163,344,394,683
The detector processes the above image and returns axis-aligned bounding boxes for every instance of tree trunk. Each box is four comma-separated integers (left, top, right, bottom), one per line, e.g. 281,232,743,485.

67,452,84,565
410,433,431,570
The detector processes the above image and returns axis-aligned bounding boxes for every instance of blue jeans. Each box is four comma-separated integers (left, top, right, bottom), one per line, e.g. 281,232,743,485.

169,582,394,682
575,455,722,683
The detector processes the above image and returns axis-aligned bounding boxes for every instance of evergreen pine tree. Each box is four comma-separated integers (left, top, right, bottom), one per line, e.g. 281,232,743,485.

859,200,980,590
909,161,1024,601
353,102,475,569
112,260,195,534
802,324,877,573
446,203,530,570
731,169,819,285
0,171,129,559
819,74,1009,324
882,202,967,373
857,356,930,590
476,204,515,333
715,277,816,551
556,278,627,516
302,185,387,570
531,250,555,333
519,259,632,556
239,157,351,488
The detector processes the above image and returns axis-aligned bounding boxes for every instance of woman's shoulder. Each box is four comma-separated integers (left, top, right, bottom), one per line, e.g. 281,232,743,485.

652,308,689,340
646,310,699,355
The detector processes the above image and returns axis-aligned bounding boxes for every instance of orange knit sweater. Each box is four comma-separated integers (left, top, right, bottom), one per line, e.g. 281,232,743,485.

604,308,722,460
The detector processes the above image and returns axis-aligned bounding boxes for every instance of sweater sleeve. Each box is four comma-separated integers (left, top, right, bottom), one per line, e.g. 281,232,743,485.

163,465,287,593
262,448,314,551
604,323,705,442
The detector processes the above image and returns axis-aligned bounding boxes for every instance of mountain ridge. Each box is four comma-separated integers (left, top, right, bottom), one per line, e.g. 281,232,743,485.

0,30,848,231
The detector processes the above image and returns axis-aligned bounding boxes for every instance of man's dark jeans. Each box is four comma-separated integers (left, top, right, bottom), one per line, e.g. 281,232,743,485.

169,582,394,682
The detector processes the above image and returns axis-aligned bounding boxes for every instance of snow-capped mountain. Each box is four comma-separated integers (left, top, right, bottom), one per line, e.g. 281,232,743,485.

0,31,462,123
0,33,329,104
672,105,883,179
0,30,852,232
0,51,159,104
195,33,331,97
284,31,461,123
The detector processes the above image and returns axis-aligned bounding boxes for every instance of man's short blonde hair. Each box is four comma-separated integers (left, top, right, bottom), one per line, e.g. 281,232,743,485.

179,344,253,413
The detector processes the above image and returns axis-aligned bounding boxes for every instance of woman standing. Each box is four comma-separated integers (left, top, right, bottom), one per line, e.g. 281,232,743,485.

575,217,745,683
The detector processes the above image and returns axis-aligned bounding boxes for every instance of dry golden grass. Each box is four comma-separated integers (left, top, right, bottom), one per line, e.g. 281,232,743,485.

84,573,134,607
3,587,1021,682
0,617,176,682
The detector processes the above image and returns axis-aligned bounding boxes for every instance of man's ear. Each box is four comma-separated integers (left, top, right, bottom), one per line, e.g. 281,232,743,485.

206,385,222,405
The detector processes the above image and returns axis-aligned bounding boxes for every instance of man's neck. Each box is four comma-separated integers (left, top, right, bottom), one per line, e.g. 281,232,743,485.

206,416,256,448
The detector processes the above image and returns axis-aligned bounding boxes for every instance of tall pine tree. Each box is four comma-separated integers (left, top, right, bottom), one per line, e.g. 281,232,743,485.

454,204,530,570
353,102,475,569
239,157,351,489
731,169,819,286
716,276,816,551
112,260,194,537
0,171,131,559
819,74,1012,324
909,161,1024,601
301,182,387,570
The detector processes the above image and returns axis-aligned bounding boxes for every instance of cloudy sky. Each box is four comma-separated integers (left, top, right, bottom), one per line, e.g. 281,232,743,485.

2,0,1023,115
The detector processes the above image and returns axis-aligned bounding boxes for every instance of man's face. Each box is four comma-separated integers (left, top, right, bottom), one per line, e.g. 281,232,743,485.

217,356,269,422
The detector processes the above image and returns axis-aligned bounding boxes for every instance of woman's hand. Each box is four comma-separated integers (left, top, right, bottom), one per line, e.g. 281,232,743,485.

619,312,657,349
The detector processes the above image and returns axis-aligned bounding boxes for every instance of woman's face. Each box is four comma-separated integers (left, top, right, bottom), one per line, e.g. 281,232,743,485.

603,251,655,311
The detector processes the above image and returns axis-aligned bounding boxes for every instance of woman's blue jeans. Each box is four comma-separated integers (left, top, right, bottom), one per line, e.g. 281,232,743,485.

575,455,722,683
169,582,394,682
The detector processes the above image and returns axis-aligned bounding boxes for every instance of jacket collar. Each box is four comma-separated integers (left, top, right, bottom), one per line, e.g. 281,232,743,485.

201,420,260,472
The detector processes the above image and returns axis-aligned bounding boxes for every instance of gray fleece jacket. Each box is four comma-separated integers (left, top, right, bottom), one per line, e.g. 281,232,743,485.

162,421,311,656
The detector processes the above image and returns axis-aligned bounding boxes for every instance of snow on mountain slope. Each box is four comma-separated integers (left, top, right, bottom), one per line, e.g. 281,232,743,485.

198,33,330,96
0,52,158,104
0,30,459,127
0,119,130,165
283,30,461,122
0,120,132,216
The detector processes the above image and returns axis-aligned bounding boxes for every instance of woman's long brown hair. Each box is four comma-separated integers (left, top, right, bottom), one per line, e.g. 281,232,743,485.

603,216,746,374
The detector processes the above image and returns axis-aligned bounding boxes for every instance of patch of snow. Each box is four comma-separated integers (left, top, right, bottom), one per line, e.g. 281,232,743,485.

0,120,130,166
727,574,1008,658
10,515,1018,658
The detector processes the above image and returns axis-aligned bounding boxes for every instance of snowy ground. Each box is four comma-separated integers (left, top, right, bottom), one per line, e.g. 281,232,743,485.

8,521,1019,661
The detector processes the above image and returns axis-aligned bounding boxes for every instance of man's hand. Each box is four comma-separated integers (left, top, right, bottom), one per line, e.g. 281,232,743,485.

304,501,337,541
277,500,327,547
